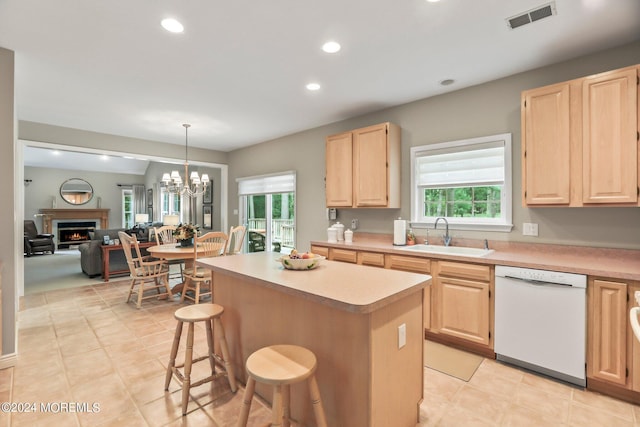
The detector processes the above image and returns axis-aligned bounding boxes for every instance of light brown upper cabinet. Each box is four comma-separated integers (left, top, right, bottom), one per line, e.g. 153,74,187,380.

326,122,401,208
522,65,639,207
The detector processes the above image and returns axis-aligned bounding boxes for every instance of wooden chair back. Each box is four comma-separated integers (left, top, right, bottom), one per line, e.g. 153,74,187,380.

225,225,247,255
119,231,143,273
195,231,228,261
154,225,177,245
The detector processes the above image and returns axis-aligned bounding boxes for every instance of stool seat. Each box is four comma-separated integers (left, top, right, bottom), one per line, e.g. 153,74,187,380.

246,344,317,385
174,303,224,322
165,303,237,416
237,344,327,427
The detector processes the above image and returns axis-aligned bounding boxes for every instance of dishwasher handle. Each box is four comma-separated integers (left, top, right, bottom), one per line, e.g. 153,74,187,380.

502,274,577,288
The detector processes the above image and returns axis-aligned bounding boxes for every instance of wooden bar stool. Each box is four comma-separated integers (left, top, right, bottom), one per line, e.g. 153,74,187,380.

237,344,327,427
164,303,238,415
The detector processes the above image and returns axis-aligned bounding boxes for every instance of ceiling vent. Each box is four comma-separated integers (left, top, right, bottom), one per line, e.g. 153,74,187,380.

506,2,556,30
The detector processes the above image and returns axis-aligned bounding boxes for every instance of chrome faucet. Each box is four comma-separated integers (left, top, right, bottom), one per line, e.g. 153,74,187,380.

434,217,451,246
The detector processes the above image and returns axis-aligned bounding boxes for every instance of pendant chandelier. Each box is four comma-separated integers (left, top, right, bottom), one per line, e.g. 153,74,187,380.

162,123,209,198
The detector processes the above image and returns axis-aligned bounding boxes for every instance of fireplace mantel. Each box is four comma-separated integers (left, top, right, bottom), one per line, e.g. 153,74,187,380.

39,209,110,233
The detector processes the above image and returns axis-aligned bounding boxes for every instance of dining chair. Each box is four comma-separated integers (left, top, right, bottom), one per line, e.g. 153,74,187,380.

153,225,184,281
118,231,171,308
181,231,228,304
225,225,247,255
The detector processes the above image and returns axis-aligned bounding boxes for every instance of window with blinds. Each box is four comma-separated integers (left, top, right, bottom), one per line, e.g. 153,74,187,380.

410,133,513,232
237,172,296,196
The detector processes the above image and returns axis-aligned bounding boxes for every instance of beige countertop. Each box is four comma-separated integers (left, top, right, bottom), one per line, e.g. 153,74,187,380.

311,233,640,281
197,251,431,313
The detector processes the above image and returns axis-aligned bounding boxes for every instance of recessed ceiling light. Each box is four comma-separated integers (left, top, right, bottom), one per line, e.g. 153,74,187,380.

306,83,321,91
427,0,441,3
322,41,341,54
161,18,184,33
440,79,455,86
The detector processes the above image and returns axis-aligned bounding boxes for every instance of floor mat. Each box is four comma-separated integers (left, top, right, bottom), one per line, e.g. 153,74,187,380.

424,340,483,381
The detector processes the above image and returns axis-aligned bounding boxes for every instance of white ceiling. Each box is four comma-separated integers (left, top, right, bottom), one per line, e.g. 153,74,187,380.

2,0,640,155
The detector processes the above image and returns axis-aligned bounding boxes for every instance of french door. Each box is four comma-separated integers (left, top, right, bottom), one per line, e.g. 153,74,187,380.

238,172,296,254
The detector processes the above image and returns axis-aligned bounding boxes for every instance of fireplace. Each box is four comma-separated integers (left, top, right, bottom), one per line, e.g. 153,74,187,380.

57,221,96,249
39,208,110,234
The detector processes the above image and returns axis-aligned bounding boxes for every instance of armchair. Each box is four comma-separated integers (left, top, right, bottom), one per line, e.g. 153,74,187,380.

24,220,55,256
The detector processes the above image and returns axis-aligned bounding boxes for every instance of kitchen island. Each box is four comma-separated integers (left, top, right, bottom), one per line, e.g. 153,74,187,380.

197,251,431,427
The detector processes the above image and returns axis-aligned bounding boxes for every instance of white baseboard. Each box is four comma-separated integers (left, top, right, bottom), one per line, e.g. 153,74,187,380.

0,353,17,370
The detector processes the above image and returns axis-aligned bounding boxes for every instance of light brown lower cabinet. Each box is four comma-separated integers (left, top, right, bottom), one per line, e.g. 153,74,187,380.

311,244,496,353
329,248,358,263
587,278,640,402
357,251,385,267
310,245,329,258
429,261,493,353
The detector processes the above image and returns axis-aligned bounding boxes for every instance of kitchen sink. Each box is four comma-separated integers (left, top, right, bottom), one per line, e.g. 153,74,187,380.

396,244,494,258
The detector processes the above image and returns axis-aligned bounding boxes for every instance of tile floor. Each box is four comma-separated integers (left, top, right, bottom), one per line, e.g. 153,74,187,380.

1,279,640,426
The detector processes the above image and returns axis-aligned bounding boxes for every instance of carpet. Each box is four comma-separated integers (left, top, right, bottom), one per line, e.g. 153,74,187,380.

23,248,183,295
23,249,106,294
424,340,484,381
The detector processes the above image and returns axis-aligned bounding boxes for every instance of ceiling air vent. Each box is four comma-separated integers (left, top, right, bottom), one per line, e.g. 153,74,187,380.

506,2,556,30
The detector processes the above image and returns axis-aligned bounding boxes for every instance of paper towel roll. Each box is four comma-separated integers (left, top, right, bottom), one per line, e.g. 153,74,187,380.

393,219,407,246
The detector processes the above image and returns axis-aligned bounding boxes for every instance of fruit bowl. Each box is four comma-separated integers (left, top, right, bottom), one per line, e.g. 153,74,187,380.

277,255,325,270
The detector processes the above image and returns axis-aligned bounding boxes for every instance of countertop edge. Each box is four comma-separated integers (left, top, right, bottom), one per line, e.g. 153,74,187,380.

197,255,431,314
310,236,640,281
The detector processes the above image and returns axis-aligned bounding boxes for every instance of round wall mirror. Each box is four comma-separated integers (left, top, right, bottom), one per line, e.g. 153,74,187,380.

60,178,94,205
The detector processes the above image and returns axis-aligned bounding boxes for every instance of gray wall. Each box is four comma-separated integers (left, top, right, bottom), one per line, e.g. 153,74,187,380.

227,40,640,251
1,47,15,356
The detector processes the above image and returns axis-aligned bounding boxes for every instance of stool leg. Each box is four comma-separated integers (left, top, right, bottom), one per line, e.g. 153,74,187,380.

282,384,291,427
308,375,328,427
205,318,216,374
272,385,284,427
181,322,195,416
164,320,183,390
214,317,237,392
236,376,255,427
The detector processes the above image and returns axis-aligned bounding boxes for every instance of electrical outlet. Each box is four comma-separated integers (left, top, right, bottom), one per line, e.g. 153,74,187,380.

398,323,406,349
351,219,358,230
523,222,539,236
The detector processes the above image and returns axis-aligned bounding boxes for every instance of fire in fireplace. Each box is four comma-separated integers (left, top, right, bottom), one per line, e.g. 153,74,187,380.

57,221,96,249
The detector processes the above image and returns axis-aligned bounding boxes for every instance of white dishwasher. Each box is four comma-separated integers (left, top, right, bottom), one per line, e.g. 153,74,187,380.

494,265,586,387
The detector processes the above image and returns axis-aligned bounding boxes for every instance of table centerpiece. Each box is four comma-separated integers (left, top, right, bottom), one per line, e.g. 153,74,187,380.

173,223,198,247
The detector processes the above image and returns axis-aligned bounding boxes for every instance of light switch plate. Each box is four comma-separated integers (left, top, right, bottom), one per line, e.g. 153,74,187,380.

523,222,539,236
398,323,406,349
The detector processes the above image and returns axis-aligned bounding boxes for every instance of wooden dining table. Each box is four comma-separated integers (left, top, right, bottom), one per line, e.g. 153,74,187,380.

147,243,207,294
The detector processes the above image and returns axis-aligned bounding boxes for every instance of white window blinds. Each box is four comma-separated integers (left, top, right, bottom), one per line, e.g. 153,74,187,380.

237,171,296,196
415,139,506,188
